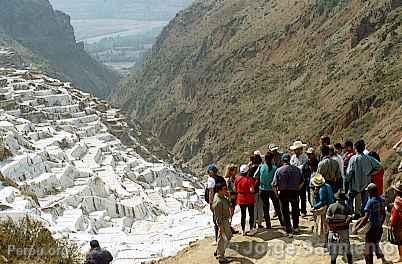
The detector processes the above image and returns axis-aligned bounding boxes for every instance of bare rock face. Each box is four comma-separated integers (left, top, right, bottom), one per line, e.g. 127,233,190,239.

112,0,402,176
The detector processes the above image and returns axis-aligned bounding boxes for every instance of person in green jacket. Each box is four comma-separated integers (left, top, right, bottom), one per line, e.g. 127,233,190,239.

213,183,233,263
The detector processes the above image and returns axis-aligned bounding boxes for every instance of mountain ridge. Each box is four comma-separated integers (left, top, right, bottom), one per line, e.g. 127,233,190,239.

0,0,119,98
112,0,402,177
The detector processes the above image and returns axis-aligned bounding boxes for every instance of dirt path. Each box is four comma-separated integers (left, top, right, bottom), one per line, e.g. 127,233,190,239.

151,216,400,264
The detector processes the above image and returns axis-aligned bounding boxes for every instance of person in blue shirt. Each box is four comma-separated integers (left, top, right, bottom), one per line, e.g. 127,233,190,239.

356,183,390,264
312,173,334,210
259,151,283,229
311,173,334,245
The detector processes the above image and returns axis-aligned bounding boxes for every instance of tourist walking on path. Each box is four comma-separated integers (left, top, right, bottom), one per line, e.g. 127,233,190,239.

224,164,239,234
342,140,355,193
304,147,319,209
390,181,402,263
290,141,309,216
272,153,304,236
85,240,113,264
259,151,284,228
249,154,264,229
346,140,382,219
368,151,384,195
206,164,227,242
311,173,334,243
355,183,389,264
326,190,353,264
235,164,256,236
212,184,233,264
318,145,342,193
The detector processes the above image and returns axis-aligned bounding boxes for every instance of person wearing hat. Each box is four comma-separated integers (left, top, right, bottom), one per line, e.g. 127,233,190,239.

326,190,353,264
318,145,342,193
390,181,402,262
268,143,282,167
346,140,382,219
290,141,309,216
272,153,304,235
355,183,389,264
206,164,227,243
235,164,256,236
311,173,334,244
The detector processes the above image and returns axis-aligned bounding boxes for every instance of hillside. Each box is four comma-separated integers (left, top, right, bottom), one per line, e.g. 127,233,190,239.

0,0,119,98
112,0,402,177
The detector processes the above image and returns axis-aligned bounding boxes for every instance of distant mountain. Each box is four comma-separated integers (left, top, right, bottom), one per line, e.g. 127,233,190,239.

0,0,119,98
49,0,193,20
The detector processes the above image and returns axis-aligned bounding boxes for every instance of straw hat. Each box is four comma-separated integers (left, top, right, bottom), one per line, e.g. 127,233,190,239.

289,141,307,150
306,147,315,154
392,180,402,193
311,173,325,187
268,144,279,151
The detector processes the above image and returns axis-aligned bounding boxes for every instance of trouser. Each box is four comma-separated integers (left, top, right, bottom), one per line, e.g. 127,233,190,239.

365,225,384,264
343,176,349,193
299,183,307,214
213,213,218,242
253,192,264,227
348,191,368,216
279,190,299,233
217,221,232,258
240,204,254,232
328,230,352,264
260,190,284,227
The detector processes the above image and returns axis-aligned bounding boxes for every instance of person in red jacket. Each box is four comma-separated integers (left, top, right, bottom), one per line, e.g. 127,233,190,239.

368,151,384,195
391,181,402,263
235,164,256,236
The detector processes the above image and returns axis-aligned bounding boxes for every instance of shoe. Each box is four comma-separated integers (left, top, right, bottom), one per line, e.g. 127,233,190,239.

218,257,229,263
258,224,265,229
293,228,300,233
242,231,247,236
287,233,293,238
230,226,239,234
352,214,361,220
248,229,258,236
301,213,307,217
273,212,278,219
214,251,217,257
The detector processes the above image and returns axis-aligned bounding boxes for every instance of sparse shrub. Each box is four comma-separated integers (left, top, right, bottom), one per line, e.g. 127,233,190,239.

0,217,83,264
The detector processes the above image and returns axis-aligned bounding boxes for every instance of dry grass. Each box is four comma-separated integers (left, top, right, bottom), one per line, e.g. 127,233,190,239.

0,216,83,264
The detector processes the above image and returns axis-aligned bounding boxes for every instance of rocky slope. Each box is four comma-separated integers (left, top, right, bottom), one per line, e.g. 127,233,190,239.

0,0,119,98
112,0,402,177
0,61,212,263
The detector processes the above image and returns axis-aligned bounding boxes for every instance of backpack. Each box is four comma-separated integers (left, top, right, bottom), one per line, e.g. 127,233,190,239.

204,175,226,203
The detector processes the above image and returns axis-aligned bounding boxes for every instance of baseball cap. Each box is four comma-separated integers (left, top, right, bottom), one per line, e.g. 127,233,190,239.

239,164,249,174
281,153,291,162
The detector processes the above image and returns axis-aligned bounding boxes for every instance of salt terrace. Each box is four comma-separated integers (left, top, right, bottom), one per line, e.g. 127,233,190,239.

0,61,212,263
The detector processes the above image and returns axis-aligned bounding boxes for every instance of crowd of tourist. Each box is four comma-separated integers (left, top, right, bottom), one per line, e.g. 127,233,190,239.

207,136,402,264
